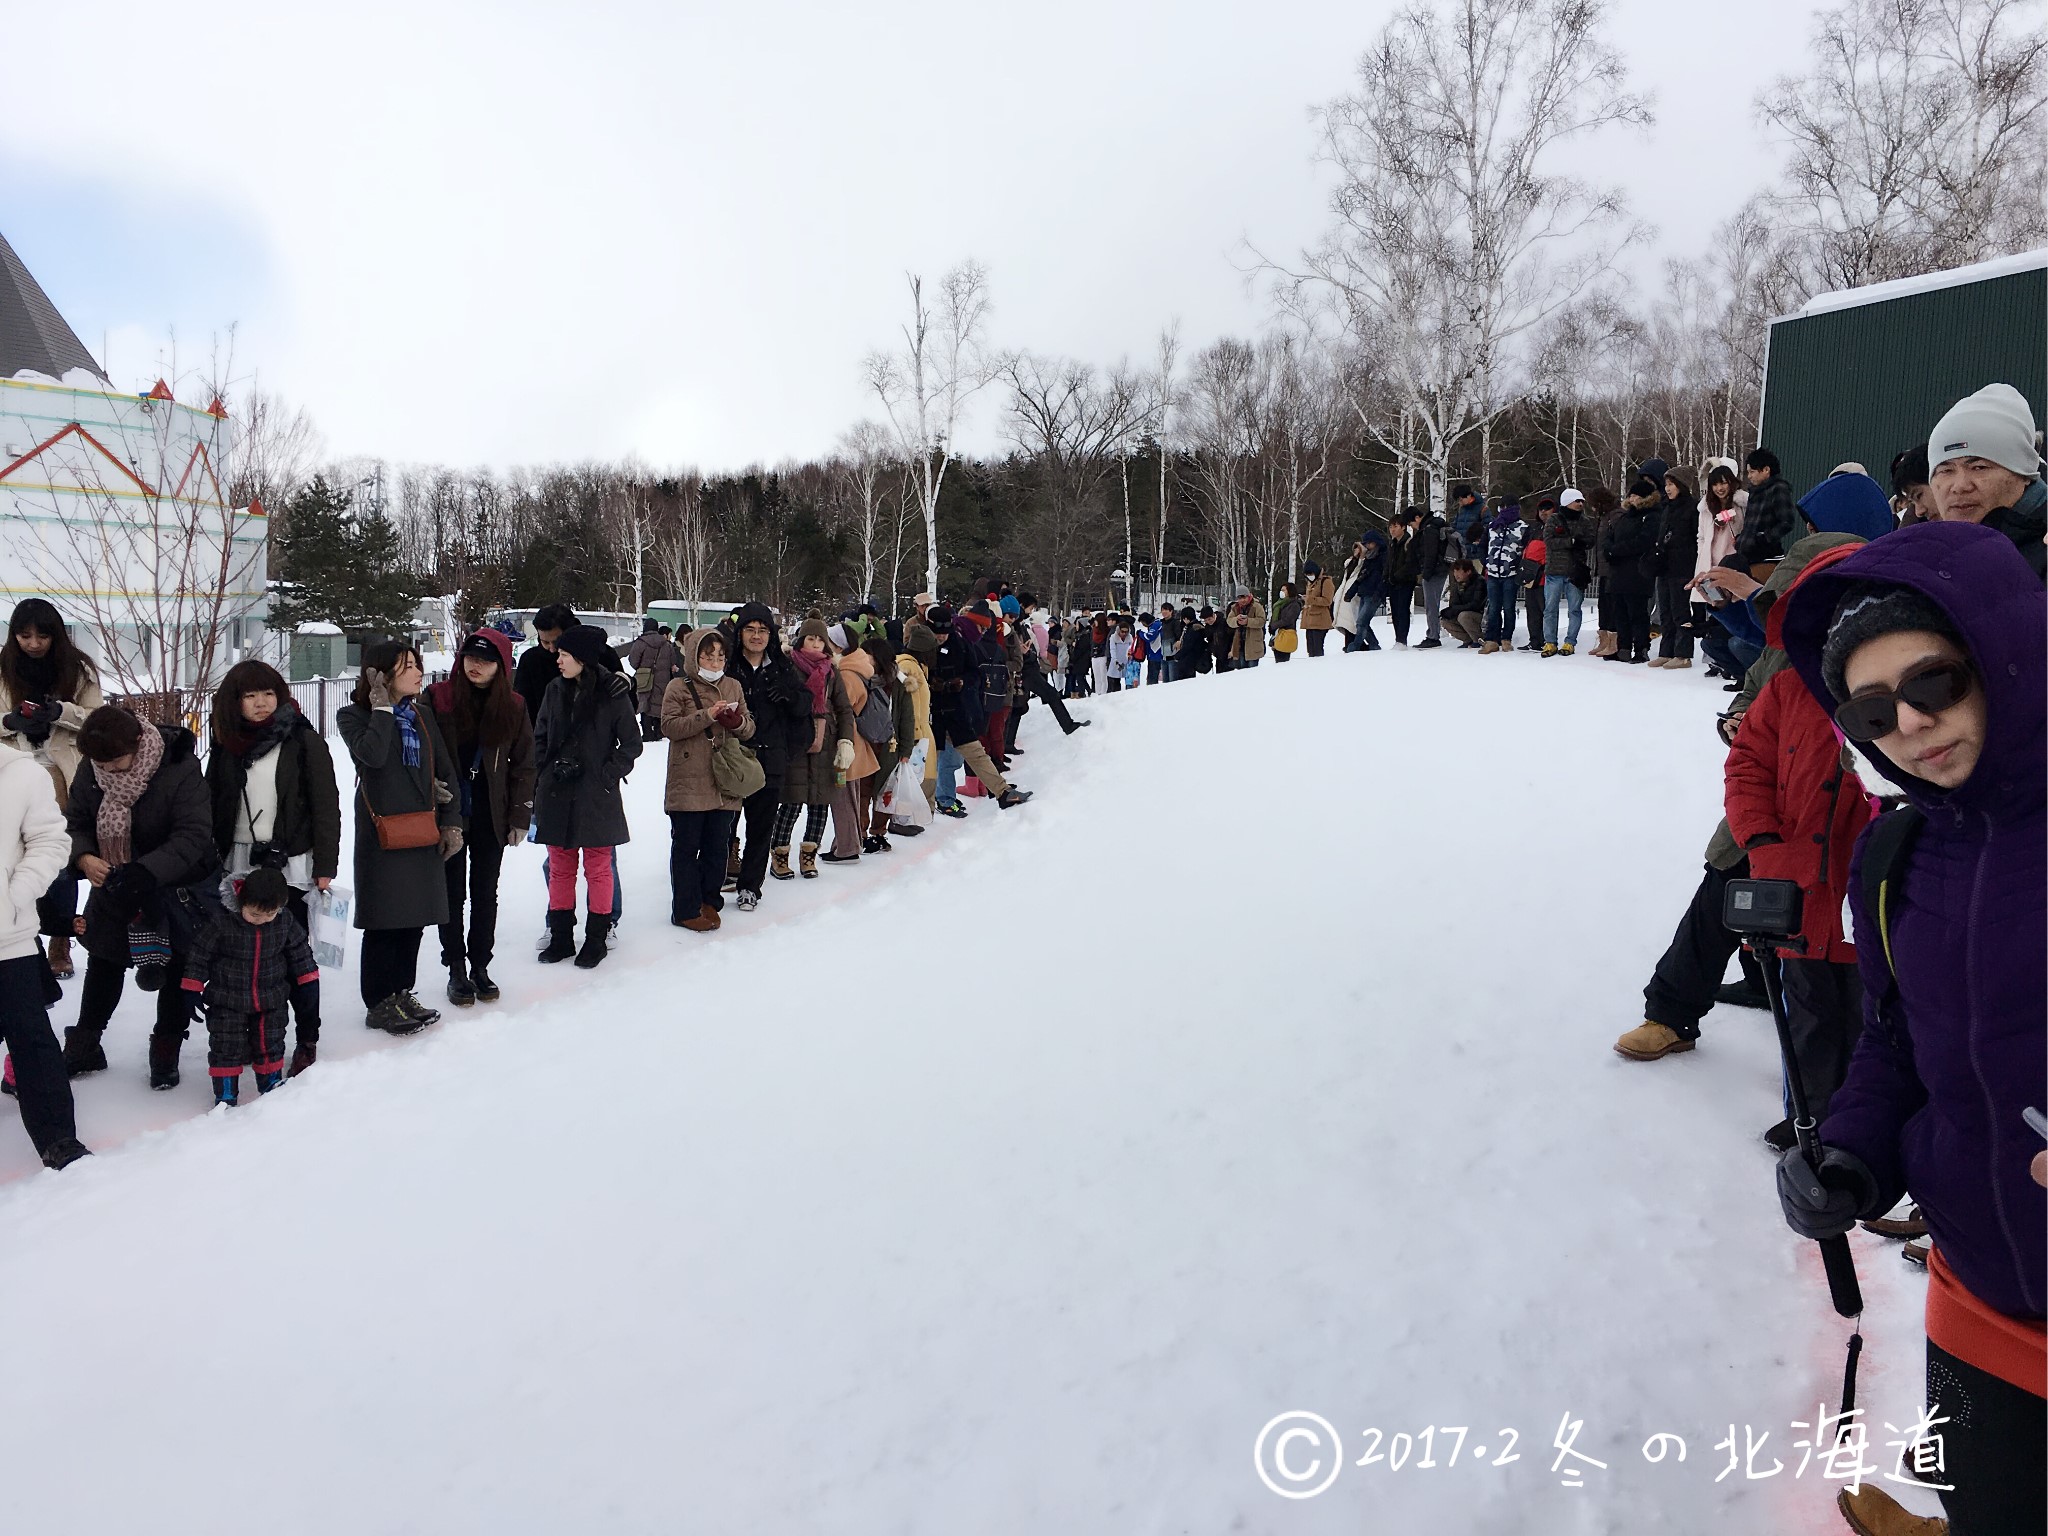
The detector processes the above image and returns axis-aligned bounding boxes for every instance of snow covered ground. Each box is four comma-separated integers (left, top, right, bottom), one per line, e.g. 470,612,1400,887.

0,650,1935,1534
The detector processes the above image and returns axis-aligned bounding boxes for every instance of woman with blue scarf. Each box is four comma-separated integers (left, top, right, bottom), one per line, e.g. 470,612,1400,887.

338,640,461,1035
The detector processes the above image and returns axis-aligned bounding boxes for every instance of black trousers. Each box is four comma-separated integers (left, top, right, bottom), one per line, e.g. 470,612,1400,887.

1522,586,1544,647
1643,859,1766,1040
1779,957,1864,1123
439,796,504,971
1306,628,1328,657
1025,668,1078,732
0,954,75,1155
360,927,424,1007
1928,1337,2046,1534
1610,590,1652,659
77,952,192,1047
35,869,79,939
1656,577,1695,657
1005,693,1028,751
1386,585,1415,646
736,781,779,894
670,809,737,919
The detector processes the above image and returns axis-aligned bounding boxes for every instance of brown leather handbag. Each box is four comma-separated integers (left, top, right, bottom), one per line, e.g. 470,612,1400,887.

359,714,442,850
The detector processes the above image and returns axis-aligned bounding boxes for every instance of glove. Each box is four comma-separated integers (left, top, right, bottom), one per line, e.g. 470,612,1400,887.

363,667,394,709
505,826,528,847
439,826,464,861
1776,1144,1878,1241
713,701,743,728
550,758,584,784
832,739,855,773
4,701,52,745
100,862,159,922
288,1042,317,1078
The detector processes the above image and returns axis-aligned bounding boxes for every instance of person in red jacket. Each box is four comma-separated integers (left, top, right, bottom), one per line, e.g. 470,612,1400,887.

1723,541,1876,1148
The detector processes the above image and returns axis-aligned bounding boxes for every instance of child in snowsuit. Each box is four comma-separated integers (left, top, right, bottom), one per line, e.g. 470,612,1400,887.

180,867,321,1105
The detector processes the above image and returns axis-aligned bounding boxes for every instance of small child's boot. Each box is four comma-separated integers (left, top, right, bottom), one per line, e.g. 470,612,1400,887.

212,1073,241,1108
254,1069,284,1094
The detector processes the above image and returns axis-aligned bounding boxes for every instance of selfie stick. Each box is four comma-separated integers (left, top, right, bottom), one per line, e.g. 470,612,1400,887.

1754,935,1865,1321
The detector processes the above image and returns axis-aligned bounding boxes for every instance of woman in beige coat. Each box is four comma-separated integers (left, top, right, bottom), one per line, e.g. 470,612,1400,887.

824,627,882,864
661,628,753,932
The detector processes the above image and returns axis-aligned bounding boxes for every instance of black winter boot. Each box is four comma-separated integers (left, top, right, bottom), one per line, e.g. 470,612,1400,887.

147,1031,183,1091
472,966,500,1002
62,1026,107,1078
447,963,477,1007
574,914,613,969
40,1137,92,1171
538,910,577,964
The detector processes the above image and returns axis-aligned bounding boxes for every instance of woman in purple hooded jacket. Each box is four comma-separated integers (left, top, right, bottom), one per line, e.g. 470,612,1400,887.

1777,520,2043,1535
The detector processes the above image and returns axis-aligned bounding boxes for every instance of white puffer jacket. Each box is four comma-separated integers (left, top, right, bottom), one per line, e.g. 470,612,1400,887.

0,742,70,962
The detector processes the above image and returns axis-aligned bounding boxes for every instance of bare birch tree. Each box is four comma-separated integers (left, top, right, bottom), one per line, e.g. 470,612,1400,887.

834,421,896,603
864,262,993,597
1761,0,2048,297
1289,0,1650,511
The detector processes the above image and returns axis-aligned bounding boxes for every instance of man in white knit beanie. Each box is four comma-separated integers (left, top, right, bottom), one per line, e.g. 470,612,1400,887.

1926,381,2045,579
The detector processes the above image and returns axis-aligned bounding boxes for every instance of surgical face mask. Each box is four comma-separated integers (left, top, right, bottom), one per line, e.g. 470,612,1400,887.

697,667,725,684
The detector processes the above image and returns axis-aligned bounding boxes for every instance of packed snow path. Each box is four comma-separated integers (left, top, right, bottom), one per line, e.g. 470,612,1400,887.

0,653,1932,1533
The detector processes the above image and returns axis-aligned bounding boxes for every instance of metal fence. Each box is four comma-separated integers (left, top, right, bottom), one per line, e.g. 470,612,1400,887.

288,672,449,739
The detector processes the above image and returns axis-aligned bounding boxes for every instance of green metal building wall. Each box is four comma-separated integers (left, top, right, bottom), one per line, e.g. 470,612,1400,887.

1760,267,2047,497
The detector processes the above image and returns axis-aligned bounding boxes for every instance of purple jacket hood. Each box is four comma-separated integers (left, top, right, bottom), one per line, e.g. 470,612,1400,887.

1781,520,2046,1320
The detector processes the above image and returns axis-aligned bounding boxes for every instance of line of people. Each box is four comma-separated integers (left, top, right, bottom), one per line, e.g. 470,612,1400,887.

0,577,1092,1168
1608,382,2044,1536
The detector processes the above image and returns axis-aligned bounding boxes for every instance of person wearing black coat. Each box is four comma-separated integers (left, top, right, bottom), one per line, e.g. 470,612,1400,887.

731,602,807,907
1343,529,1389,652
1205,608,1233,673
1599,480,1662,663
513,602,579,724
205,660,341,939
339,641,463,1032
1176,606,1213,676
423,629,537,1007
532,625,641,966
1653,468,1701,664
62,709,222,1089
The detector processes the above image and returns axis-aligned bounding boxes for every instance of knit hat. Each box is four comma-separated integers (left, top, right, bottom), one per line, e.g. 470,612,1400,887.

795,618,832,650
999,594,1021,618
1819,583,1965,702
1639,457,1670,486
641,616,659,632
1928,383,2043,477
1304,560,1321,576
555,624,619,672
826,622,850,652
1559,489,1584,508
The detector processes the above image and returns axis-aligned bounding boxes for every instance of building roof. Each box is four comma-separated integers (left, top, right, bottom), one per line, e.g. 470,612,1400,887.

1790,248,2048,319
0,228,109,384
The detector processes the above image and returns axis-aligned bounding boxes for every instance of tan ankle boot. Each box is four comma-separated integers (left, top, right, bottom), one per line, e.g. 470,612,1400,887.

769,846,793,881
799,842,819,879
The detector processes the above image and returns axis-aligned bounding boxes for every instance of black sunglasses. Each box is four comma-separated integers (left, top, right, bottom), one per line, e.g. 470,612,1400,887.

1835,659,1976,743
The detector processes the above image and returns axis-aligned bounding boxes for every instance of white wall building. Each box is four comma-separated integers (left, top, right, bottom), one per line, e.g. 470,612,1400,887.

0,228,267,700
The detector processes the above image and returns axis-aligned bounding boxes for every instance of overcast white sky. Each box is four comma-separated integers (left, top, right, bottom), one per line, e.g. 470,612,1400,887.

6,0,1821,473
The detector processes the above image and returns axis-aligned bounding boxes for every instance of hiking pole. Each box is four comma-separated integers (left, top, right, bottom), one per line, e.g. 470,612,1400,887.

1723,879,1864,1321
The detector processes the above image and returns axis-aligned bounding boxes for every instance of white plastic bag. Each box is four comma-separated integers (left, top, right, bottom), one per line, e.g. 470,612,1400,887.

309,886,353,971
878,759,931,830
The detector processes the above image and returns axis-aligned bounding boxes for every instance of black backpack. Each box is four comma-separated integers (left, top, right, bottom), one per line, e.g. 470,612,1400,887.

1857,804,1925,1044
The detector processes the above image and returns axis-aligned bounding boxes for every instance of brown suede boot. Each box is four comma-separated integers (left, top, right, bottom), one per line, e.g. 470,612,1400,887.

799,842,819,879
1613,1022,1695,1061
769,846,794,881
1836,1485,1947,1535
